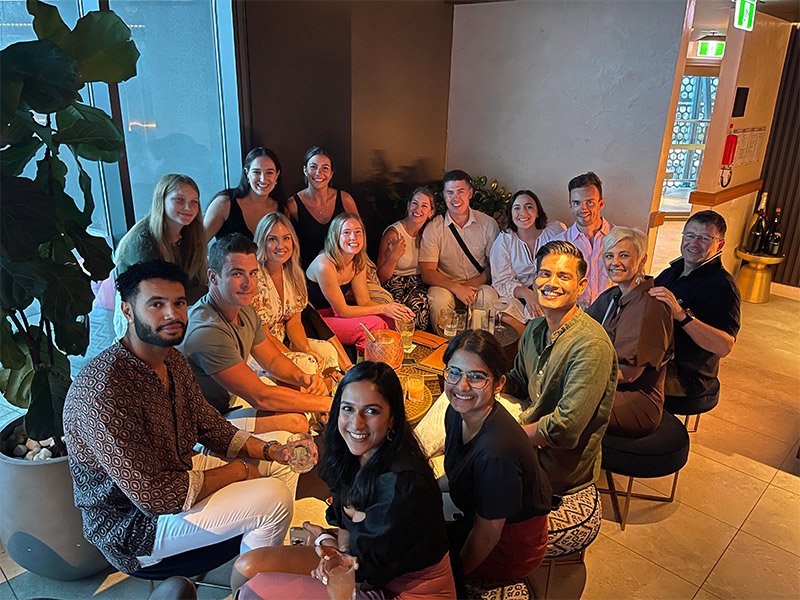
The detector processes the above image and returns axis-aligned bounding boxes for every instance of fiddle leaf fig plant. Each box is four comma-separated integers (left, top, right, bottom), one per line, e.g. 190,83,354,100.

0,0,139,441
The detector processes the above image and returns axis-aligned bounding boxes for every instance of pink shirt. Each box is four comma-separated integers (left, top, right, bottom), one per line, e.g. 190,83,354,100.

553,218,614,307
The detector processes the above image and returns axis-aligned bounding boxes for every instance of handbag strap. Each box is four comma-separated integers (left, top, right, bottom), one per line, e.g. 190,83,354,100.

448,222,484,275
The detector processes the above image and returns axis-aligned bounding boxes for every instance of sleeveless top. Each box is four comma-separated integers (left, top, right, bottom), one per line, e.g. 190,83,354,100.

385,220,420,277
215,192,253,240
306,277,352,311
293,189,345,269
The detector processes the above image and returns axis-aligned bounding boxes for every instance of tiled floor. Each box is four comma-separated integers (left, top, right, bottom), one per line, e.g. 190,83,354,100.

1,296,798,599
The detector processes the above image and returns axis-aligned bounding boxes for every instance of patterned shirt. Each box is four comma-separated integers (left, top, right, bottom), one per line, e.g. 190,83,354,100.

251,265,308,342
63,342,249,573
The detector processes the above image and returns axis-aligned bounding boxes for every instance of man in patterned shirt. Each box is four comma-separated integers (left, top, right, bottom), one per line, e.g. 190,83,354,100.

64,260,306,575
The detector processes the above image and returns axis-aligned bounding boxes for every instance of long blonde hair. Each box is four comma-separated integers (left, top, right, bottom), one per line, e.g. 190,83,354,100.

322,212,367,273
254,212,308,305
116,174,207,282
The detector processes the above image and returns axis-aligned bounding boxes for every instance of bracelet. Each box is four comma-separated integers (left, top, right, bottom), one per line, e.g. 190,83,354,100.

239,459,250,481
314,533,337,547
262,440,279,462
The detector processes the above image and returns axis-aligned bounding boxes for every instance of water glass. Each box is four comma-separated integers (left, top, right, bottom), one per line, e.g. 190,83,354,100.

396,320,414,353
454,309,467,334
323,553,357,600
441,309,457,338
287,432,315,474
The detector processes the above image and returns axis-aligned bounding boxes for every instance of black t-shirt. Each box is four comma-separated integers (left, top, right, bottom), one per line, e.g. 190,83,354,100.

654,254,740,397
444,402,551,524
325,450,449,588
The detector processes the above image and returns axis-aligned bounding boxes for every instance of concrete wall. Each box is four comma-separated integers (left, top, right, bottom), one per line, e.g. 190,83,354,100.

446,0,686,230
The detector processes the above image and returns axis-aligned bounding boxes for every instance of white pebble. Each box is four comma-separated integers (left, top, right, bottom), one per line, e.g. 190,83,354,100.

25,439,41,451
33,448,52,461
25,450,36,460
39,437,54,447
13,445,28,457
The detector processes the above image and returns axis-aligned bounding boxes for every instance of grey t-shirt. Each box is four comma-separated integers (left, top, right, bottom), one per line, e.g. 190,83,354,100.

179,294,267,413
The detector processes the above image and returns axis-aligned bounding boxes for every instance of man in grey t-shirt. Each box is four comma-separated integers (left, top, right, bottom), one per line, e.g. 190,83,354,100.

180,234,331,434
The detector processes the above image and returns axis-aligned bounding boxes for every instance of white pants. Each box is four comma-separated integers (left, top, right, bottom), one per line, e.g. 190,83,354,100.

136,431,297,568
427,284,499,335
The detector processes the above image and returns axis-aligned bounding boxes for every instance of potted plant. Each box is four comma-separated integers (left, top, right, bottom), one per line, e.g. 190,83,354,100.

0,0,139,580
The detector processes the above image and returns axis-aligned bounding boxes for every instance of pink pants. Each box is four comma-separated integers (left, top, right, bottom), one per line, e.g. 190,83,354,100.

317,309,392,351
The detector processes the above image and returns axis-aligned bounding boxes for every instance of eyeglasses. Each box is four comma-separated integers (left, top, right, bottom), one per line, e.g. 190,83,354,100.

681,232,720,244
443,366,492,389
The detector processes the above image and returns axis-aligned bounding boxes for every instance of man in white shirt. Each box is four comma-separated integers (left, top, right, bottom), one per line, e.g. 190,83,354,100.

553,171,614,308
419,170,500,334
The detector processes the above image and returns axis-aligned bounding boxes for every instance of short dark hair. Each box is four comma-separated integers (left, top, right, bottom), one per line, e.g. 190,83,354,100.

568,171,603,199
443,169,472,187
208,233,257,273
501,190,549,232
115,259,188,303
535,240,588,280
443,329,507,380
686,210,727,237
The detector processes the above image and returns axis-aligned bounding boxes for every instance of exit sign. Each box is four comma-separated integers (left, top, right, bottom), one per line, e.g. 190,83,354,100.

697,40,726,57
734,0,756,32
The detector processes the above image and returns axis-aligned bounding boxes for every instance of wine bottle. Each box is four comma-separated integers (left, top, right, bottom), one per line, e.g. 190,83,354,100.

744,193,768,253
763,208,783,256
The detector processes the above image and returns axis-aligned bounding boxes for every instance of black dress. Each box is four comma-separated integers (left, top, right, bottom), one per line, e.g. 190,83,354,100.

293,189,345,269
214,192,253,240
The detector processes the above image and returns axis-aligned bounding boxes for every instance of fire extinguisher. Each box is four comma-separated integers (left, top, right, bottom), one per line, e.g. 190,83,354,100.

720,124,737,187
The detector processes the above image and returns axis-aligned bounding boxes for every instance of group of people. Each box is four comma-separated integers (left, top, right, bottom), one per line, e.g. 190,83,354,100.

62,147,741,599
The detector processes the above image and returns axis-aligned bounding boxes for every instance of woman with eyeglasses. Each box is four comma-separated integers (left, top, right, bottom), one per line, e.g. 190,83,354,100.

440,330,551,590
586,227,673,437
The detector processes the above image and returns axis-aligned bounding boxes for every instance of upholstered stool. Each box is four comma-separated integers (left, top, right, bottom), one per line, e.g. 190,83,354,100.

664,389,719,432
600,411,690,530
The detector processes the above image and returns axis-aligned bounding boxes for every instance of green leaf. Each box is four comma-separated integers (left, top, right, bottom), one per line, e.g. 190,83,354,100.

64,11,139,84
0,39,82,114
64,220,113,280
74,155,95,224
40,261,95,324
1,115,32,145
14,108,56,152
0,313,27,370
27,0,70,48
0,176,60,260
53,317,89,356
0,136,43,177
55,103,124,162
0,354,35,410
0,265,34,312
33,153,66,193
0,77,23,130
25,367,69,439
0,256,49,300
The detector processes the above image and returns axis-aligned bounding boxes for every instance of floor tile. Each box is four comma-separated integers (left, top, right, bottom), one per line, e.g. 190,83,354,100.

771,442,800,496
704,531,800,599
713,385,800,445
529,533,698,600
4,566,151,599
740,484,800,557
689,413,791,482
626,451,769,528
0,580,16,600
601,499,736,586
693,588,722,600
0,540,25,581
719,356,799,410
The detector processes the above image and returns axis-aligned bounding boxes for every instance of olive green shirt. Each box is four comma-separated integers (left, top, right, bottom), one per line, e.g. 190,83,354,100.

504,309,617,495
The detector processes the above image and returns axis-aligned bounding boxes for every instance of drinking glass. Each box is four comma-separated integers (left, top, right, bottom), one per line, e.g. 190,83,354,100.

287,432,315,474
454,309,467,334
492,300,509,332
407,376,425,403
441,308,457,338
396,320,414,353
323,553,357,600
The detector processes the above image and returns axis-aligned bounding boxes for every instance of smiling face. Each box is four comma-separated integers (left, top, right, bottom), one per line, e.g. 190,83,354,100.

211,252,259,308
304,154,333,189
512,194,539,231
603,238,645,287
338,380,394,464
444,179,473,221
164,184,200,230
123,279,188,347
535,253,587,312
569,184,604,229
444,349,504,422
338,218,364,256
680,220,725,269
407,192,435,225
264,221,293,267
246,156,279,197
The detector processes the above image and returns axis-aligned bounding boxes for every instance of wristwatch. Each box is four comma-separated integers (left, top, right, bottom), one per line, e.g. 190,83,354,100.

677,308,695,328
262,440,280,461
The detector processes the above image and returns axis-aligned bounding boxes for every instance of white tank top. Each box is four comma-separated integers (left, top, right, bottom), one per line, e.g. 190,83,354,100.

385,221,419,277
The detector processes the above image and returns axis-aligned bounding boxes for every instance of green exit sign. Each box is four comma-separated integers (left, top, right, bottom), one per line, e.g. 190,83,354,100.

734,0,756,32
697,40,726,57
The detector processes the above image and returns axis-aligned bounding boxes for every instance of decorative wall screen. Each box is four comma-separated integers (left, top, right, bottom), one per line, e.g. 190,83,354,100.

665,75,718,188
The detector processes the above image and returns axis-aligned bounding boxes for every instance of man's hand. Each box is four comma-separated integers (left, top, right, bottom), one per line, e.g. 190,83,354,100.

299,372,329,396
266,439,320,466
454,283,478,305
649,286,683,319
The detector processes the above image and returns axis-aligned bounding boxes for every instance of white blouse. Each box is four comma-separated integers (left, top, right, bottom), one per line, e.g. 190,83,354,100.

385,221,420,277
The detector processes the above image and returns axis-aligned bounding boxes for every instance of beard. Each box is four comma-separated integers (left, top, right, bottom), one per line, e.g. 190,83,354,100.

132,313,187,347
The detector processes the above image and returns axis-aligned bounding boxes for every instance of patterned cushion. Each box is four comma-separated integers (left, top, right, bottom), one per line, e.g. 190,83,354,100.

545,484,601,558
467,580,531,599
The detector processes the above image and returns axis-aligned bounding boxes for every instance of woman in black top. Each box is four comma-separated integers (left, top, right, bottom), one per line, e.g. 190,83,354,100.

442,330,551,588
287,146,360,269
204,147,286,241
232,361,456,599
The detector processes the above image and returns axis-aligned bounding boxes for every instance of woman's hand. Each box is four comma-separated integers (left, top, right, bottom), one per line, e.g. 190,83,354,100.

382,302,415,321
386,234,407,260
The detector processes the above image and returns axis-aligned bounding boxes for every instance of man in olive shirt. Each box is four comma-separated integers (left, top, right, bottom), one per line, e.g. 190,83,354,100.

504,241,617,496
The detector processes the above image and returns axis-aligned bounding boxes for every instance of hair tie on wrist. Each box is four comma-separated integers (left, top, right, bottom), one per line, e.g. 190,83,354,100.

239,459,250,481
